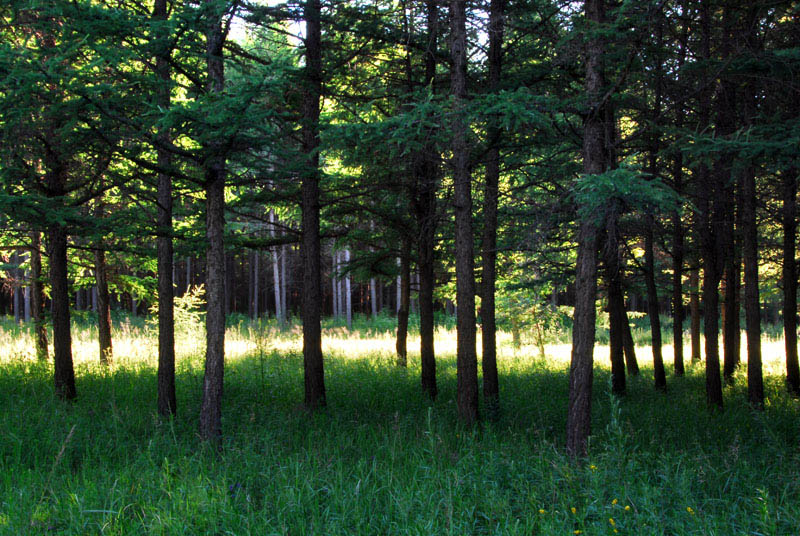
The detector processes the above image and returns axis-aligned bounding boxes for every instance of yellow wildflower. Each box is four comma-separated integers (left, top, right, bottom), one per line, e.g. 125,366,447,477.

589,464,597,471
686,506,695,515
612,498,618,505
538,509,546,515
573,531,582,535
571,507,577,514
624,505,631,512
609,518,616,526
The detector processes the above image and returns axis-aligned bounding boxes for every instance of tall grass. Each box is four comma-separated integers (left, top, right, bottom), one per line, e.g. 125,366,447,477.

0,313,798,534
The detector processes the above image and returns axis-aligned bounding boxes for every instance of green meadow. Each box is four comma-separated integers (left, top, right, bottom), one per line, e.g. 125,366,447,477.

1,314,798,535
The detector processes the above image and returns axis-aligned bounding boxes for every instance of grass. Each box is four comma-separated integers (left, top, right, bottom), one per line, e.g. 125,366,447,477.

0,314,798,535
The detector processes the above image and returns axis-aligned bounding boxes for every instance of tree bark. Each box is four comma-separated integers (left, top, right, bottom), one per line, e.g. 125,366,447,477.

645,215,666,391
567,0,603,458
672,153,685,375
742,163,762,407
396,238,411,366
94,245,113,365
48,223,76,400
603,208,626,395
417,0,439,401
622,305,639,375
345,249,352,329
783,167,799,395
30,232,48,361
270,210,283,323
480,0,504,417
301,0,326,410
198,1,227,441
690,267,701,362
154,0,176,416
450,0,479,425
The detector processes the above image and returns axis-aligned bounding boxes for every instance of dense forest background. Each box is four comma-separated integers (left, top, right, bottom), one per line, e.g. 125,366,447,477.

1,0,799,453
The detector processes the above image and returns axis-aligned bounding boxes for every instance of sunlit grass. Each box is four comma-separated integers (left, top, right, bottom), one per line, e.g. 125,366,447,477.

0,313,798,534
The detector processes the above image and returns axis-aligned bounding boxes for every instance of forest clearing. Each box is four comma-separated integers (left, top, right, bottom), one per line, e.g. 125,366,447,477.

1,314,798,534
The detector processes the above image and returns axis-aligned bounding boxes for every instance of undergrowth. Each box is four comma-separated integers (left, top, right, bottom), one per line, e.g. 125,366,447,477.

0,316,798,534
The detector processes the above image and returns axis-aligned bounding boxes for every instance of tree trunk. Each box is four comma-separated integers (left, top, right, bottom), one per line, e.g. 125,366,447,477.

198,2,227,441
672,153,685,376
48,224,76,400
603,207,626,394
396,238,411,366
155,0,176,416
30,232,48,361
645,216,666,391
567,0,604,458
622,307,639,375
332,249,339,317
698,0,723,408
94,245,113,365
450,0,478,425
270,210,282,323
742,164,762,407
301,0,326,410
689,267,701,361
345,249,352,329
480,0,504,417
783,167,799,394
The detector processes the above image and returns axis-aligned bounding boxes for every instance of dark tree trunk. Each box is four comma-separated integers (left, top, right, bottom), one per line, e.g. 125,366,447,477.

690,267,701,362
396,238,411,366
603,205,626,395
622,307,639,374
672,154,685,376
301,0,326,410
783,167,799,395
742,164,762,407
155,0,176,417
645,215,666,391
567,0,604,458
699,0,723,408
450,0,479,425
607,276,626,394
417,0,439,401
480,0,504,416
48,224,76,400
94,245,112,365
199,3,227,441
30,231,48,361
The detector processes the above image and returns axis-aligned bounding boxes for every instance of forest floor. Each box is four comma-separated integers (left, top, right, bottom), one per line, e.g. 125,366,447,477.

1,314,798,535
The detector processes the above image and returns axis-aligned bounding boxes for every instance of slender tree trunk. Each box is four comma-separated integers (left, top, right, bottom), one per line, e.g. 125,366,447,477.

604,208,626,394
12,252,22,324
345,249,352,329
270,210,282,323
332,250,339,317
253,251,260,319
699,0,723,408
94,245,113,365
645,216,666,391
198,2,227,441
450,0,478,424
30,232,48,361
396,238,411,366
672,153,685,375
154,0,176,416
301,0,326,410
480,0,504,416
567,0,604,457
690,267,701,362
783,167,799,394
48,223,76,400
23,265,31,322
622,301,639,374
742,163,762,407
